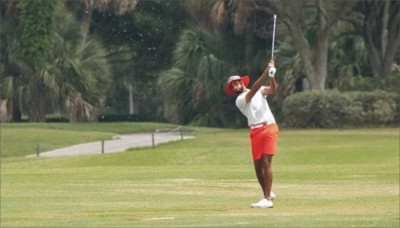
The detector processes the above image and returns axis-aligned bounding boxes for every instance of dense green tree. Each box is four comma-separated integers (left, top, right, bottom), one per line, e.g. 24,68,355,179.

182,0,273,80
75,0,139,46
51,11,112,121
1,0,60,121
17,0,60,70
1,5,111,122
2,0,397,126
183,0,357,91
158,25,249,127
0,15,26,121
87,0,186,118
325,17,370,90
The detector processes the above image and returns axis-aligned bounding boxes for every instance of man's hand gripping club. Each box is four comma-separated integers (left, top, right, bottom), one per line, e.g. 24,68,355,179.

245,60,277,103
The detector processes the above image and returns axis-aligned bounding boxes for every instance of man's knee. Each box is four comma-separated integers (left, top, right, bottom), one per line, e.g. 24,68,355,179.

261,154,272,166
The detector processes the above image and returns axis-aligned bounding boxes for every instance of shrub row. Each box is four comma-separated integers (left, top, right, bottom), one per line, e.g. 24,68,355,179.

43,114,157,123
97,114,154,122
282,90,399,128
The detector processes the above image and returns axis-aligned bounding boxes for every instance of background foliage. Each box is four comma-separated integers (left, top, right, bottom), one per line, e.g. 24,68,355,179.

17,0,60,69
1,0,399,128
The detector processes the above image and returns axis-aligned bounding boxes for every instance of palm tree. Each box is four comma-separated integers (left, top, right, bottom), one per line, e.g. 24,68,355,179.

47,11,112,121
157,25,243,127
327,21,369,90
2,0,63,121
0,9,111,122
182,0,272,79
0,15,31,121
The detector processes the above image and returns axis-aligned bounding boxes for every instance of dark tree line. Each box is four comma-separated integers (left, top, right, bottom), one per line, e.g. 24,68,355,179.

1,0,399,126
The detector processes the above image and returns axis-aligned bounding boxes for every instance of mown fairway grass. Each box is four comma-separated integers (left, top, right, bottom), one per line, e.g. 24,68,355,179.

0,122,179,157
1,123,399,227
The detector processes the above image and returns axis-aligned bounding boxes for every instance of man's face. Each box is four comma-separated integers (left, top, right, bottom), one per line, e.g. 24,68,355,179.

230,80,245,95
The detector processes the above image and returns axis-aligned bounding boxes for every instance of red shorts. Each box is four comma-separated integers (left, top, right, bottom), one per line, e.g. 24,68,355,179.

249,123,279,161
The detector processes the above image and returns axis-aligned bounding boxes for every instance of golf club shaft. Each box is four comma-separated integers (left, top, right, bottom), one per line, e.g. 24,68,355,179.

271,14,277,60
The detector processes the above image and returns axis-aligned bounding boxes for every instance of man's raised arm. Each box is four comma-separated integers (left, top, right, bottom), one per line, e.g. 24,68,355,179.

245,60,275,103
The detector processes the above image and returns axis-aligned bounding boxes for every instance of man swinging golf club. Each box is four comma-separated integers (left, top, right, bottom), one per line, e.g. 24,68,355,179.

224,60,278,208
224,15,279,208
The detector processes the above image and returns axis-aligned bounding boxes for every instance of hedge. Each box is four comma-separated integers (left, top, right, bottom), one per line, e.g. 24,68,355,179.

42,114,158,123
282,90,399,128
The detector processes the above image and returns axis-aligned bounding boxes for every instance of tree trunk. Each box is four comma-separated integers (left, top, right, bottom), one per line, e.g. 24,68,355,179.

81,1,93,48
314,2,329,90
286,20,324,90
381,0,400,77
11,97,21,122
37,91,46,122
28,73,47,122
29,89,46,122
128,83,137,114
314,39,328,90
363,0,400,77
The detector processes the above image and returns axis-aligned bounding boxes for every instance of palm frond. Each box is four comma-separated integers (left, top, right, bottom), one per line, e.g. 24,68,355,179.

0,76,15,98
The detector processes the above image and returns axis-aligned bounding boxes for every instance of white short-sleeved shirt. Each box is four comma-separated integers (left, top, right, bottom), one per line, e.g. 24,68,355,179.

235,86,276,126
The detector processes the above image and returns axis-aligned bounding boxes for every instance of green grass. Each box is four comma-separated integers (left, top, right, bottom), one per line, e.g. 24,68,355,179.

0,122,180,157
1,123,399,227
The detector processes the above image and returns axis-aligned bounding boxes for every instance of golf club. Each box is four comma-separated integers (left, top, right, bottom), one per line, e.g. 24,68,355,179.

271,14,277,60
269,14,277,77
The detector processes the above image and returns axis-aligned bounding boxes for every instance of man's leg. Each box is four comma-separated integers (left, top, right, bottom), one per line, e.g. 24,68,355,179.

251,155,274,208
253,158,265,196
261,154,273,200
253,155,273,197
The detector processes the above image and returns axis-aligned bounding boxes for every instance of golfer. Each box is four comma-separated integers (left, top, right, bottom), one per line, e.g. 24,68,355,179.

224,60,278,208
